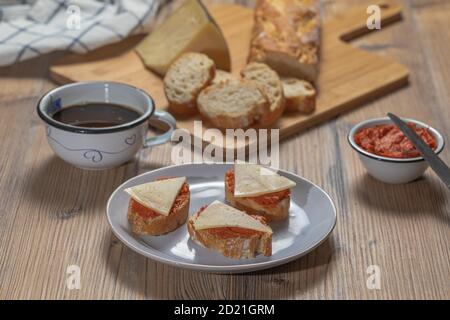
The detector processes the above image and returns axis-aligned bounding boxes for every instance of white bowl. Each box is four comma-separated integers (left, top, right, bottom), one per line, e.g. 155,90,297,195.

348,117,445,184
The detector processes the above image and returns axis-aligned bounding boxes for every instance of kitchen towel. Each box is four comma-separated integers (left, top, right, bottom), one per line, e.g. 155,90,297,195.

0,0,167,66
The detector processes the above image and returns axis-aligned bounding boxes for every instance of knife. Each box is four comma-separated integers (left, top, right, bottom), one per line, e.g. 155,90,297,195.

387,113,450,189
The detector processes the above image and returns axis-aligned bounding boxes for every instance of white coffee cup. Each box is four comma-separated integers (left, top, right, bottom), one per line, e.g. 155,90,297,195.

37,81,176,170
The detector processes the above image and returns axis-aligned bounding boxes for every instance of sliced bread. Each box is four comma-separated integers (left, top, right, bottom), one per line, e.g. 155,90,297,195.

212,70,239,85
282,78,316,114
197,81,270,129
240,62,285,126
164,52,215,116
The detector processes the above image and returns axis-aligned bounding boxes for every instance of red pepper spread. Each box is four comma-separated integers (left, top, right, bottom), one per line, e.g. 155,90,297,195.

195,204,266,239
225,170,289,207
354,123,437,158
130,176,189,219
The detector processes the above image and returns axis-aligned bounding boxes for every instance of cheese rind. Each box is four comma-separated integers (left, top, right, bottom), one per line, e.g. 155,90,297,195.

193,200,273,234
234,161,296,197
136,0,231,76
124,177,186,216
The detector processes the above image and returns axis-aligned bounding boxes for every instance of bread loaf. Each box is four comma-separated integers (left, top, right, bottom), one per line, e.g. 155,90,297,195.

249,0,320,82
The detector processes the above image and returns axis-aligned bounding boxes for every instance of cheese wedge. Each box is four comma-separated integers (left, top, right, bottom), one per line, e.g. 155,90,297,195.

135,0,231,76
234,161,296,198
124,177,186,216
193,200,272,234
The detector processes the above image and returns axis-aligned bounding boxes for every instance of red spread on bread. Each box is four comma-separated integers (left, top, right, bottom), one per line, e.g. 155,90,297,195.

195,203,268,239
225,169,290,206
131,177,189,219
207,227,263,239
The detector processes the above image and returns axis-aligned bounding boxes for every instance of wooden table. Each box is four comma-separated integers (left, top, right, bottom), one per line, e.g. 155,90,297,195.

0,0,449,300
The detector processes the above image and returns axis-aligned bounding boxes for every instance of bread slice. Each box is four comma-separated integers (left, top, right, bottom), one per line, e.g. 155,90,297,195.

187,202,272,259
212,70,239,85
127,180,190,236
224,169,290,221
282,78,316,113
197,81,270,129
240,62,285,126
248,0,320,83
164,52,215,116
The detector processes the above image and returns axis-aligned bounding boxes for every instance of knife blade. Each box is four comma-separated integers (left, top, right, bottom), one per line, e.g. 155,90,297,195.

387,113,450,189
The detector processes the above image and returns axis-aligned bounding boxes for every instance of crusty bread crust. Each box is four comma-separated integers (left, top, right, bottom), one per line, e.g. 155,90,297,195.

249,0,320,82
127,188,190,236
282,78,316,114
166,100,199,117
224,171,290,221
188,211,272,259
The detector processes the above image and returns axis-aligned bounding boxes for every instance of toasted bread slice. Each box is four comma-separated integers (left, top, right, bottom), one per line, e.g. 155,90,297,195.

240,62,285,126
282,78,316,113
212,70,240,85
188,202,272,259
127,179,190,236
164,52,215,116
197,81,270,129
224,169,290,221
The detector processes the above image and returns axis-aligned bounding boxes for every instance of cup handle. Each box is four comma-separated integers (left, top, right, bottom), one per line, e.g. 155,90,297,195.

144,110,176,148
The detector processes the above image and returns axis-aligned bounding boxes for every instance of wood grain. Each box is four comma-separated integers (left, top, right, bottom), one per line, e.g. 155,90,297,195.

49,2,409,150
0,0,449,300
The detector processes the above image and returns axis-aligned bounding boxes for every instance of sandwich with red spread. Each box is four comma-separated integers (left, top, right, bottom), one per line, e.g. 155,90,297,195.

225,161,296,221
125,177,190,236
188,200,273,259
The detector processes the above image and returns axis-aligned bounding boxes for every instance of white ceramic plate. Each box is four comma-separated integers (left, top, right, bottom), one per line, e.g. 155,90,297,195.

106,163,337,273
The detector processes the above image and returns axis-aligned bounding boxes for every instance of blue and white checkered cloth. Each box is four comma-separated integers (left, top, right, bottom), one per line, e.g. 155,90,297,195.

0,0,166,66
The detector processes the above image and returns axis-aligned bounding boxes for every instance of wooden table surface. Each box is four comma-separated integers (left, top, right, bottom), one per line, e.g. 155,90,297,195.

0,0,449,300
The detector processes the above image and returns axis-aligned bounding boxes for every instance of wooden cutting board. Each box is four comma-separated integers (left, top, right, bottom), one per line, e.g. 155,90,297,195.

50,2,408,150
